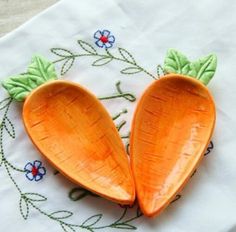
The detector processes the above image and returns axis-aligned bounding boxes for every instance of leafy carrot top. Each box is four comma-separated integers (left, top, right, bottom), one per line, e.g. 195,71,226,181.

2,55,57,101
164,49,217,85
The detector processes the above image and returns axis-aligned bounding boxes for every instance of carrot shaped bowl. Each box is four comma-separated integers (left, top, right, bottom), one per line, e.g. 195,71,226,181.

130,49,217,217
2,55,135,205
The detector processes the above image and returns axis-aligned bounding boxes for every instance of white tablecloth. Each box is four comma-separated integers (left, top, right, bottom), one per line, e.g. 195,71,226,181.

0,0,236,231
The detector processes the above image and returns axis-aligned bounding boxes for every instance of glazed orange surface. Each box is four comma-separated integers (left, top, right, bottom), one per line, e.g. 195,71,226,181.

130,74,216,217
23,80,135,204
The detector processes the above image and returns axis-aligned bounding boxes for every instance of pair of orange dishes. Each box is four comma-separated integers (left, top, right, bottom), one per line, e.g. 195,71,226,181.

2,50,216,217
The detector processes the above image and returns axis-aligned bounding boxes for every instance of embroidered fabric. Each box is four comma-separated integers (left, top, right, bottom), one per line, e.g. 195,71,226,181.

0,0,235,231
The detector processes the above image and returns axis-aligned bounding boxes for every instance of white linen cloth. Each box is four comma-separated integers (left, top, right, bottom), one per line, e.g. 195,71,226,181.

0,0,236,231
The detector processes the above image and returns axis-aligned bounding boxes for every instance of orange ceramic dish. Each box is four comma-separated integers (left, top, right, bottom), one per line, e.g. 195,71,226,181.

130,74,216,217
23,80,135,205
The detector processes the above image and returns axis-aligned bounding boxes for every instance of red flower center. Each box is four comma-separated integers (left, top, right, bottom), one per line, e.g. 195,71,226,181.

100,36,108,43
32,166,38,176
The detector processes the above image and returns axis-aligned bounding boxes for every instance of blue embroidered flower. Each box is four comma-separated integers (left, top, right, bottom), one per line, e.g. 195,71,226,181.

24,160,46,181
94,30,115,48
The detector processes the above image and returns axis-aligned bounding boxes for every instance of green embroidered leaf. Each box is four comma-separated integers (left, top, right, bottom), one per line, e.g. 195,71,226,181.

82,214,102,227
118,48,136,64
24,193,47,202
0,153,3,167
50,210,73,219
164,49,190,75
51,48,75,58
61,223,76,232
2,74,33,101
92,57,113,66
157,64,166,78
120,67,142,75
78,40,97,55
61,58,75,75
19,196,29,220
0,98,11,111
3,116,15,138
113,223,137,230
188,54,217,85
27,55,57,83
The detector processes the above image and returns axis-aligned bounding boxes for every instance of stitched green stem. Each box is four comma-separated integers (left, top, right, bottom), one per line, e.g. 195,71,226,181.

112,109,128,120
98,81,136,102
29,200,141,231
4,161,22,194
51,42,157,80
4,158,25,172
121,133,130,139
90,207,142,230
53,53,156,79
116,120,126,131
0,98,25,172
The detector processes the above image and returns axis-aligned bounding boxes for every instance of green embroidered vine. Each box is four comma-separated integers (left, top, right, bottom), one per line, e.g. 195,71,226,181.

112,109,128,120
99,81,136,102
126,143,130,156
51,41,157,80
116,120,127,132
0,98,24,173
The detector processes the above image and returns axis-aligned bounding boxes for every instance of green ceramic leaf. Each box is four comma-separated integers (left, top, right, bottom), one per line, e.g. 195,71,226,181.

164,49,190,75
27,55,57,83
2,74,33,101
188,54,217,85
164,49,217,85
2,55,57,101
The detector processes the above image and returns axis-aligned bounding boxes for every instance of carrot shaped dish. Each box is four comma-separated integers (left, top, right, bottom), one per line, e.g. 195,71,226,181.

2,55,135,205
130,49,217,217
